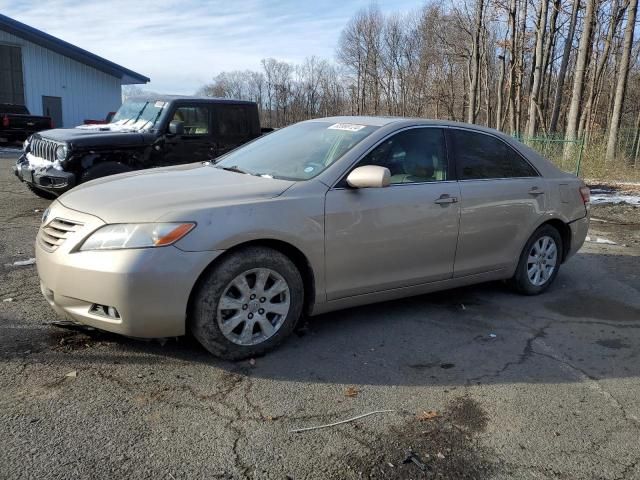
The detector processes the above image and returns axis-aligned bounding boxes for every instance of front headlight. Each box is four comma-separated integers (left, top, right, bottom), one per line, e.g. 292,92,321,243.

23,136,31,152
55,144,68,161
79,223,195,251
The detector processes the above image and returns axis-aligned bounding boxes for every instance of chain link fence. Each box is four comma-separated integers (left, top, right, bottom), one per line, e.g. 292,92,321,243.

516,128,639,180
516,135,585,175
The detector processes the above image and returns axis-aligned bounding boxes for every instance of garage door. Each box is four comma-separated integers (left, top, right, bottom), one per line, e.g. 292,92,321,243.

0,44,25,105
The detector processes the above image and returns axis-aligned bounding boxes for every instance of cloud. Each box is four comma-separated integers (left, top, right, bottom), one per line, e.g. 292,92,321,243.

1,0,420,94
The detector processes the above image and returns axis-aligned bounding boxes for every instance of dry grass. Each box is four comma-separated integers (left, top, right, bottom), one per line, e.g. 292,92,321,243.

526,137,640,182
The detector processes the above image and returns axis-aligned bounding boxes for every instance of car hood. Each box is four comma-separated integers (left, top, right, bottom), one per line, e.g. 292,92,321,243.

35,128,152,148
57,163,295,223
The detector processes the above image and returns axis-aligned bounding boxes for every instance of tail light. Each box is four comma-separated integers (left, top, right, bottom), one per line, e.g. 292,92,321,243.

579,185,590,204
2,115,9,127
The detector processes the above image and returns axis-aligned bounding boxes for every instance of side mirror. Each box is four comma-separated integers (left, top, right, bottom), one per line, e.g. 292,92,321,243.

168,120,184,136
346,165,391,188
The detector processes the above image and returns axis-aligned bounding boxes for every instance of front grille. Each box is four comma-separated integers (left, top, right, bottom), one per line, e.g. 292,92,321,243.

39,218,83,252
30,138,59,162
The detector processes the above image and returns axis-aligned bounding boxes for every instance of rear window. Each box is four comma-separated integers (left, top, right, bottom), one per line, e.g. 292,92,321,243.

1,104,28,114
450,129,538,179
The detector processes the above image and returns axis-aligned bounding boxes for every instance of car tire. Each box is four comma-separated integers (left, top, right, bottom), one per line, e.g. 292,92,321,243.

509,224,563,295
80,162,132,183
27,183,57,200
190,246,304,360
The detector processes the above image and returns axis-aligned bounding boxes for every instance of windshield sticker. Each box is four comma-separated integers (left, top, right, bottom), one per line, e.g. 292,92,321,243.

328,123,366,132
154,101,167,108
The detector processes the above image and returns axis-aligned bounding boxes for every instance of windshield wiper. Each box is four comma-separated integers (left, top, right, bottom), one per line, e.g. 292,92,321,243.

137,107,163,131
217,165,249,174
125,102,149,126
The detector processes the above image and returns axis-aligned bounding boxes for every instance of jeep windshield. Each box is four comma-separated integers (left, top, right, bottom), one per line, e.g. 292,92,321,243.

215,121,379,181
109,100,166,131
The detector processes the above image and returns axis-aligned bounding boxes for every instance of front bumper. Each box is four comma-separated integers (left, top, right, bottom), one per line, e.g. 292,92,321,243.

14,154,76,195
36,202,223,338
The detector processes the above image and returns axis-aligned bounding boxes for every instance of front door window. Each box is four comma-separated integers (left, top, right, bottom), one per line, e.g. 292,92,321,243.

356,128,449,183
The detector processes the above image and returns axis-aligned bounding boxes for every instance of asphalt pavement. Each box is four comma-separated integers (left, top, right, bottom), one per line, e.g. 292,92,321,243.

1,150,639,479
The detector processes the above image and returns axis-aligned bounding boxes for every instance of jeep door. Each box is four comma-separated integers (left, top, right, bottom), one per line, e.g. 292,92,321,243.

162,104,214,165
212,104,254,157
324,127,460,300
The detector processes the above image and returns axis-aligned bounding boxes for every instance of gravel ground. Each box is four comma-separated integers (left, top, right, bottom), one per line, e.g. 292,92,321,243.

1,153,639,479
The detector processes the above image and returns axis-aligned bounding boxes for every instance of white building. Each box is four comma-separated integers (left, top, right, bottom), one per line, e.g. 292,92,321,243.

0,14,149,127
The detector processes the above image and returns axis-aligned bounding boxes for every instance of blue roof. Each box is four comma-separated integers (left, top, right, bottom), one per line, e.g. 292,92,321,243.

0,14,149,84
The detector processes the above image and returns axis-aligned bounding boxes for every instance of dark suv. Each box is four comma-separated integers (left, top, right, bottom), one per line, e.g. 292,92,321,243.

14,96,267,198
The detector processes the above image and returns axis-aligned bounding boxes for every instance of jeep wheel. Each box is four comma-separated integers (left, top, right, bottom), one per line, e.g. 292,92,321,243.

80,162,132,183
27,184,56,200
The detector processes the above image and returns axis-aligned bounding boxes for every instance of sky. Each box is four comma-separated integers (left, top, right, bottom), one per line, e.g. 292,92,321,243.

0,0,421,94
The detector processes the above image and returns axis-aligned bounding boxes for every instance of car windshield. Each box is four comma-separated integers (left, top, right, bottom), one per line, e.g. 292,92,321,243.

110,100,166,131
215,121,379,180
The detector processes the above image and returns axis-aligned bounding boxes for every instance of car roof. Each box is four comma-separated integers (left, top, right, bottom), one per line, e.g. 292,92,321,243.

126,95,255,105
302,115,513,135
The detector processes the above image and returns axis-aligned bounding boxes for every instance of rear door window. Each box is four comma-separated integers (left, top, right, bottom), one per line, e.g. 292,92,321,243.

216,105,250,137
450,129,538,179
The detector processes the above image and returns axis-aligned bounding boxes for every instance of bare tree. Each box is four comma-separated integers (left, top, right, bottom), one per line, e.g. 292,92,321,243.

468,0,485,123
606,0,638,162
195,0,640,169
565,0,598,147
550,0,580,133
527,0,550,137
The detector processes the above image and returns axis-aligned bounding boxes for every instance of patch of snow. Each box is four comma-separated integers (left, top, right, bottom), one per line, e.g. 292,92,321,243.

11,258,36,266
590,193,640,206
25,152,62,171
75,119,152,133
585,236,617,245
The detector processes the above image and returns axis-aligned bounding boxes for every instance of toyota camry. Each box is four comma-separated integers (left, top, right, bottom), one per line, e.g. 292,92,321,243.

36,117,590,359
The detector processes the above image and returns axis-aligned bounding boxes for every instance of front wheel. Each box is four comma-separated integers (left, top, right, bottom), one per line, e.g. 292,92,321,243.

509,225,563,295
80,162,132,183
190,246,304,360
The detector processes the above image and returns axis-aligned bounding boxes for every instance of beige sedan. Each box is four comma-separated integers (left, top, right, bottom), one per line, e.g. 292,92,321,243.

36,117,590,359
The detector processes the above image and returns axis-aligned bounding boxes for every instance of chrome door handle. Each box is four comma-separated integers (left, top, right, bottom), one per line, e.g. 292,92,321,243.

434,194,458,205
528,187,545,196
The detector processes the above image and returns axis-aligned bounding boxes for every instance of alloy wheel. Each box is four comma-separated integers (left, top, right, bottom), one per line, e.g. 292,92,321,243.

216,268,291,346
526,235,558,286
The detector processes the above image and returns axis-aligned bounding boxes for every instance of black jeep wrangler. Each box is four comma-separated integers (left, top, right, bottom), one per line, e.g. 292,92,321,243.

14,96,268,198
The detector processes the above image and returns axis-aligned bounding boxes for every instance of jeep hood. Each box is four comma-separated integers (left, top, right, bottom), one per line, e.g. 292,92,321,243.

57,163,295,223
35,128,151,149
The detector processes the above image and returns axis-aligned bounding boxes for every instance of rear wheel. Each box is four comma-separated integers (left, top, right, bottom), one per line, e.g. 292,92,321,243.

509,224,562,295
190,246,304,360
80,162,132,183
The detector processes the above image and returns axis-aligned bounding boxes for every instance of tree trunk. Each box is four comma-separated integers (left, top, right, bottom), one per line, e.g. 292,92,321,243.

541,0,560,123
505,0,518,133
606,0,637,163
527,0,549,137
497,52,506,130
550,0,579,134
514,0,528,134
632,109,640,167
565,0,597,145
468,0,484,124
580,0,625,141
